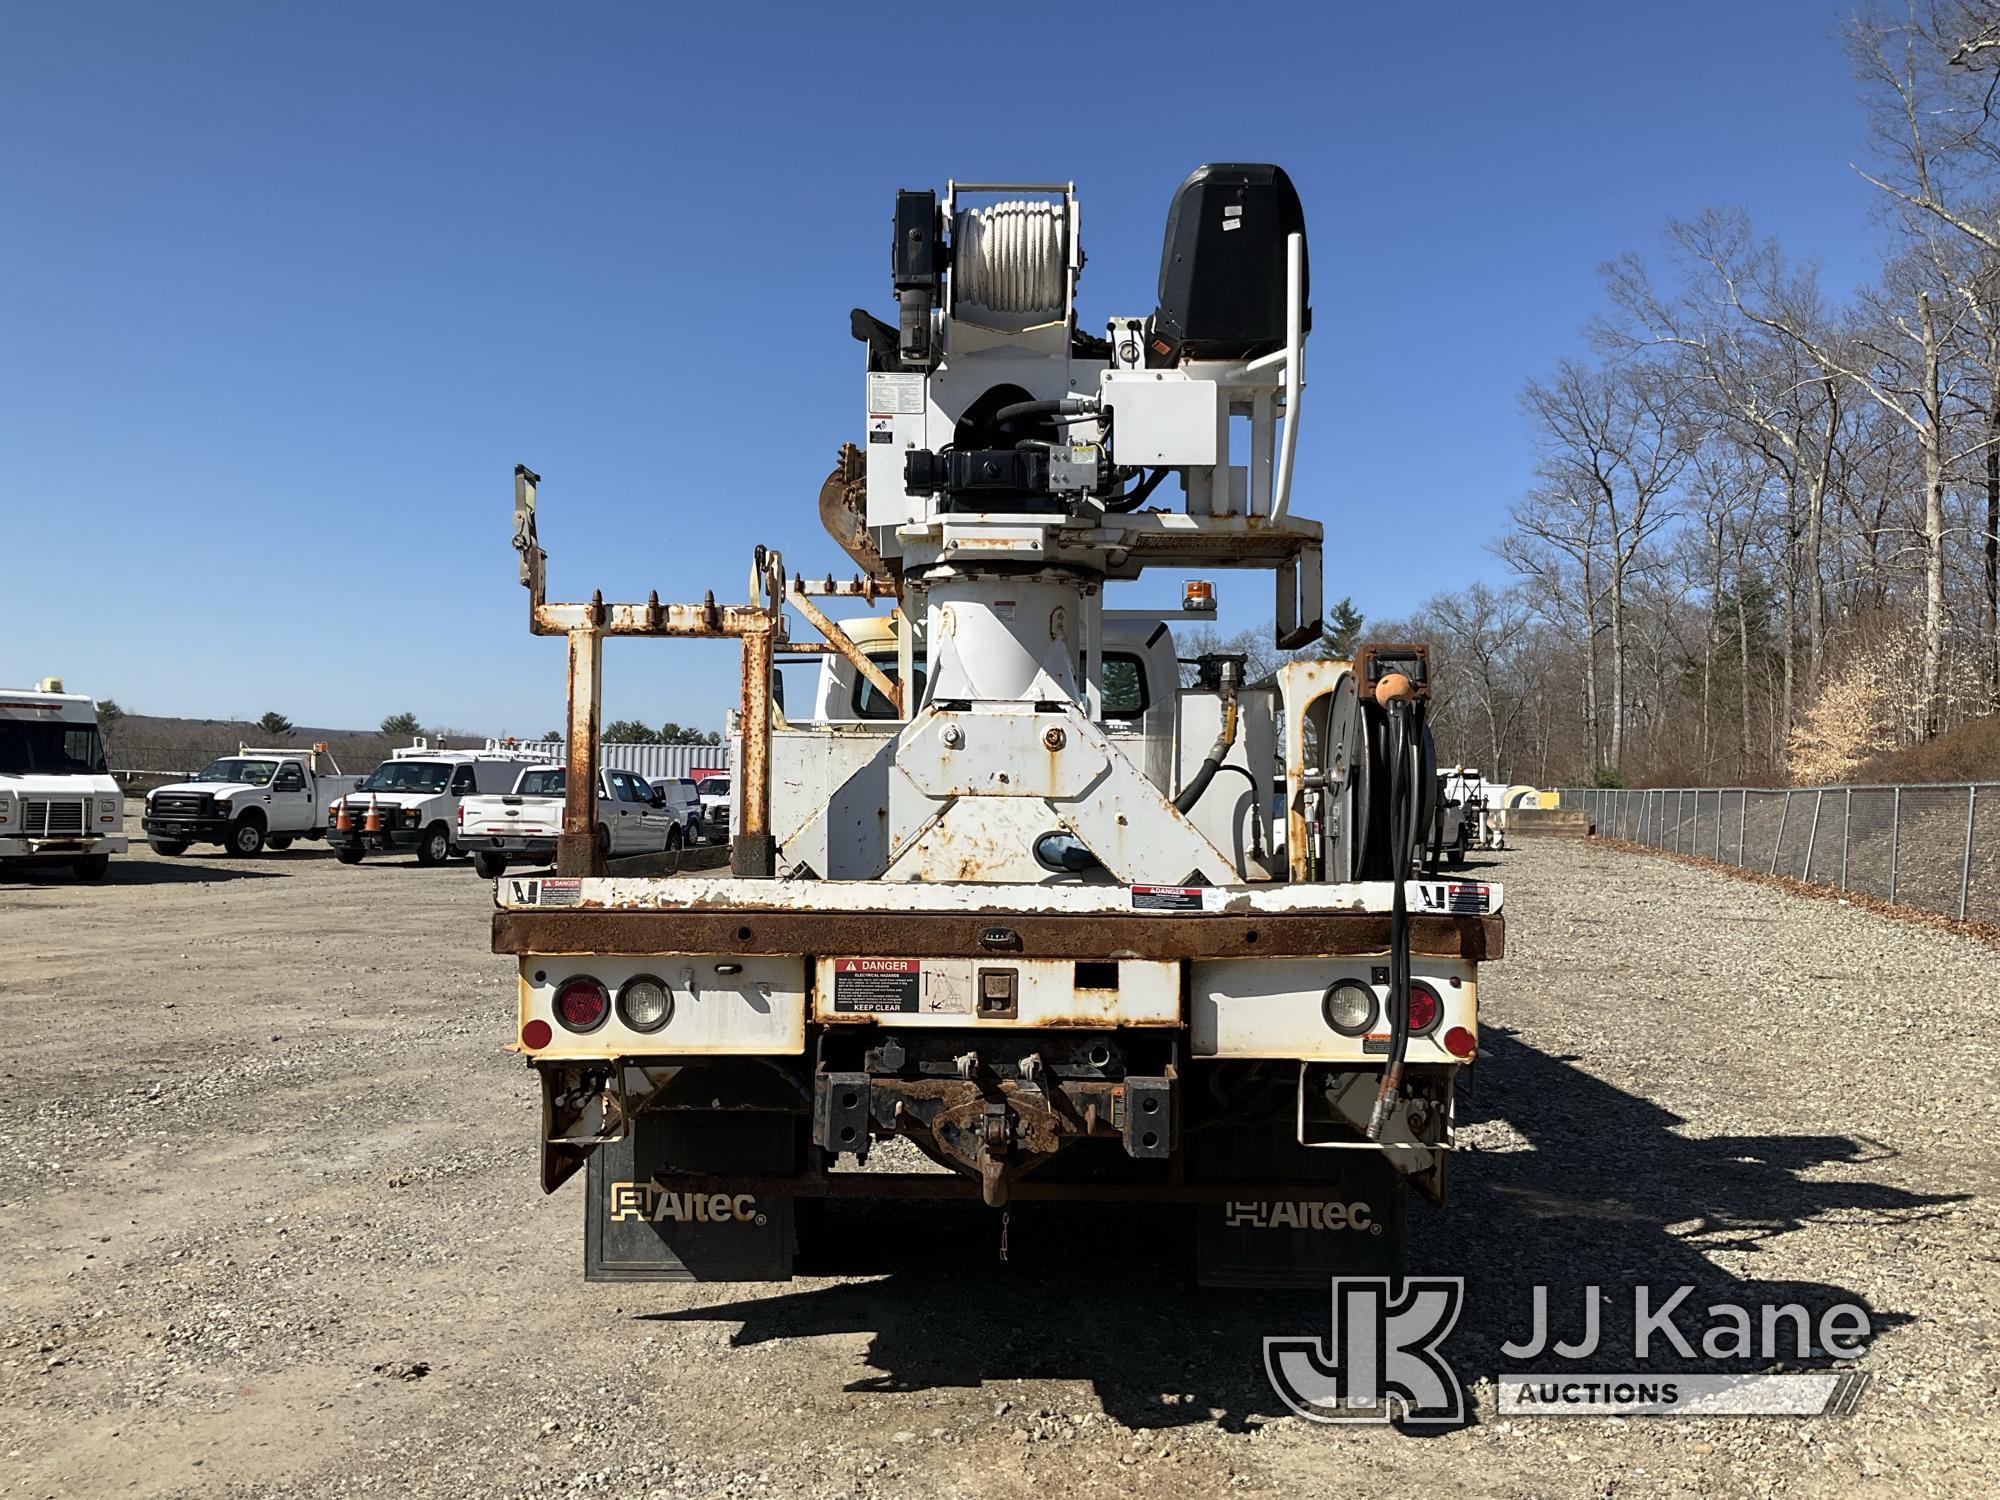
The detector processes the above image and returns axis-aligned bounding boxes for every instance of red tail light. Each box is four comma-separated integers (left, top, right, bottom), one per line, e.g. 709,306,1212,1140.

1443,1026,1477,1059
1406,981,1441,1035
553,977,609,1032
520,1019,552,1049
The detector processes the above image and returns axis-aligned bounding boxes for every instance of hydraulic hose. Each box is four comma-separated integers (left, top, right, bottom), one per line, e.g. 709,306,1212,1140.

1367,675,1424,1141
1105,465,1168,513
1173,678,1240,815
1209,759,1269,863
993,397,1095,426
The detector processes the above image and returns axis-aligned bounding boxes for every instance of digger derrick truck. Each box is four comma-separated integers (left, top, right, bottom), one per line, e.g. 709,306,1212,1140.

494,166,1504,1286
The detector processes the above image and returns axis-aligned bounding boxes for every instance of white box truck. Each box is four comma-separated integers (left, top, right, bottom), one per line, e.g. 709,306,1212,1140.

0,682,126,881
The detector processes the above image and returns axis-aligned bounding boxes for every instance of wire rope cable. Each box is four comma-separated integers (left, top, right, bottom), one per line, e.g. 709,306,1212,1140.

952,200,1066,317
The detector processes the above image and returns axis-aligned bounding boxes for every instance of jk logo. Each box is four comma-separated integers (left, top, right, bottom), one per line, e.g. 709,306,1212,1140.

1264,1277,1466,1425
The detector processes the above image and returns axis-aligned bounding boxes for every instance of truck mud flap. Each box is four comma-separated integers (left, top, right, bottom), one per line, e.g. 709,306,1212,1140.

583,1111,797,1282
1188,1129,1407,1289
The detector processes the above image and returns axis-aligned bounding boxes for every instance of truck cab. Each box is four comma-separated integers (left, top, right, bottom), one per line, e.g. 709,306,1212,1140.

142,746,361,856
326,740,545,866
0,683,125,881
645,777,702,842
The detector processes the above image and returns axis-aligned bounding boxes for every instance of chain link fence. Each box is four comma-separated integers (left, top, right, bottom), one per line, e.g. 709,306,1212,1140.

1557,783,2000,926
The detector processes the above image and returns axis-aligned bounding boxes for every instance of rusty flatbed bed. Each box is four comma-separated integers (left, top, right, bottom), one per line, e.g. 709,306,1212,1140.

493,908,1502,962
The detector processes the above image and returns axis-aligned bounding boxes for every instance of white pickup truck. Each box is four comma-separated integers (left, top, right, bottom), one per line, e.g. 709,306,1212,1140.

458,763,684,879
0,683,126,881
326,742,548,866
142,746,361,857
693,772,732,845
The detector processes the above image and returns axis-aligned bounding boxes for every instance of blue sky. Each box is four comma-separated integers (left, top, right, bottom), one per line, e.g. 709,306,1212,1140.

3,2,1884,736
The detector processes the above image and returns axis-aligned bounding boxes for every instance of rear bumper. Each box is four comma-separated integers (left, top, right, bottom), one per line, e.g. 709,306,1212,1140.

500,889,1498,1214
466,833,558,858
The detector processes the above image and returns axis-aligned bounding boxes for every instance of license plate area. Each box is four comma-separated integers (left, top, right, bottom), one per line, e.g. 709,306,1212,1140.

814,956,1179,1026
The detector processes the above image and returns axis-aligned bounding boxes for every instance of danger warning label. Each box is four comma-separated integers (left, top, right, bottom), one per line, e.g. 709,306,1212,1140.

832,958,920,1013
1130,885,1220,912
509,877,582,907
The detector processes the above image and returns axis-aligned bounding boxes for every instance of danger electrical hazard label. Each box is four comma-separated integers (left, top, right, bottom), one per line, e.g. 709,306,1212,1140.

832,958,920,1013
1416,881,1491,914
1130,885,1220,912
508,877,582,907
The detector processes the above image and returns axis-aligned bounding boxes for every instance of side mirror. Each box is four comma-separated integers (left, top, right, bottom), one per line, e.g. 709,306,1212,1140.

651,794,666,808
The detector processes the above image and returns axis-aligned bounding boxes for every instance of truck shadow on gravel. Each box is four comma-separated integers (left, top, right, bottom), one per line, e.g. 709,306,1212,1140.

112,861,291,884
648,1027,1954,1433
1417,1026,1950,1421
2,862,284,886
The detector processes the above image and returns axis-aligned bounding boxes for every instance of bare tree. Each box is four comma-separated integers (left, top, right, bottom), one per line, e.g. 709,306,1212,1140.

1427,582,1530,776
1602,215,1851,713
1836,5,2000,729
1499,486,1607,765
1517,359,1689,770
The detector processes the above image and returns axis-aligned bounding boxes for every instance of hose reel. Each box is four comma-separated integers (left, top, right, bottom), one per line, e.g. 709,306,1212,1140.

1301,650,1438,885
952,200,1067,321
1291,647,1441,1139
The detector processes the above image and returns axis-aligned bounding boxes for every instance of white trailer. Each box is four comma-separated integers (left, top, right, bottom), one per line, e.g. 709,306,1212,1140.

0,683,126,881
492,166,1503,1286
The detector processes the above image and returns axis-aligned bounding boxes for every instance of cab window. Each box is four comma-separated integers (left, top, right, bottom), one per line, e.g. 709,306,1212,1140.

273,763,306,792
853,655,928,721
1101,652,1149,721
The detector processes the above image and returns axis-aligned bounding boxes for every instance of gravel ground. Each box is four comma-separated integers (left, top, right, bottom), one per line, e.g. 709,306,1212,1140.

0,829,1994,1498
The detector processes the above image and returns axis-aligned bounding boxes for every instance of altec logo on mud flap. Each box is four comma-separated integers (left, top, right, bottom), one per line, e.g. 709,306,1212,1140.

609,1183,767,1226
1225,1200,1380,1234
